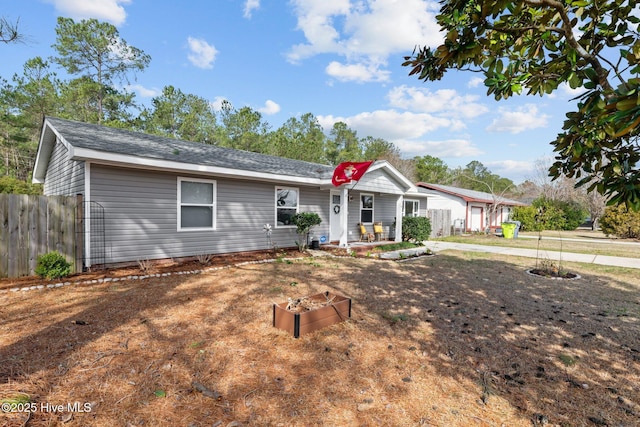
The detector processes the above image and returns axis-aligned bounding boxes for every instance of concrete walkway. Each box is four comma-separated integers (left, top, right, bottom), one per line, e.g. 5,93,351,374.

517,233,640,247
416,241,640,269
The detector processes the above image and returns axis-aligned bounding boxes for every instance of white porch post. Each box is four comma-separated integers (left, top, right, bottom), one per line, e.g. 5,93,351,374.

394,195,403,242
339,186,349,247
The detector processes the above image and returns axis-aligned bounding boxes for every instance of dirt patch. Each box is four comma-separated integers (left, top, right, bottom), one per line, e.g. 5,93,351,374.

1,251,639,426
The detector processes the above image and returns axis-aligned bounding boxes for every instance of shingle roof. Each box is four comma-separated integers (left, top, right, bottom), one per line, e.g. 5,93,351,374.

45,117,335,179
416,182,525,205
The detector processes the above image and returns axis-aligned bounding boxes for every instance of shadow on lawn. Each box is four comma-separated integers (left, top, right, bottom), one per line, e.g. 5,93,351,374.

0,278,187,383
328,254,640,426
0,253,638,426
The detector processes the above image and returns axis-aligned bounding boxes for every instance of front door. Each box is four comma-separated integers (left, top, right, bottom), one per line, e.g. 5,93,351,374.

470,206,483,231
330,191,342,242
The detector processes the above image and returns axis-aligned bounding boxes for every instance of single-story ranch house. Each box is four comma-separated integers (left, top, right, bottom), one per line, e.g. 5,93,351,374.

416,182,526,233
34,117,433,268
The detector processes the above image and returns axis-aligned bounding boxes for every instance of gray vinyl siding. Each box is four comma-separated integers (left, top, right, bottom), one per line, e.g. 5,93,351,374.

347,191,399,240
353,168,405,195
43,138,84,196
89,165,331,264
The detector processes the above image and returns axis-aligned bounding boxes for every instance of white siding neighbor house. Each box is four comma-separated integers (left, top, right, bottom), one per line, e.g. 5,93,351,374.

416,183,526,233
33,117,428,268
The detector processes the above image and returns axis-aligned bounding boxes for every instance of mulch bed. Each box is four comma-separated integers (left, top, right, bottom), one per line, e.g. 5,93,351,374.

0,248,312,292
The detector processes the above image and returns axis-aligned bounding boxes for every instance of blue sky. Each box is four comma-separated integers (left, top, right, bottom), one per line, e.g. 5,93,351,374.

1,0,585,184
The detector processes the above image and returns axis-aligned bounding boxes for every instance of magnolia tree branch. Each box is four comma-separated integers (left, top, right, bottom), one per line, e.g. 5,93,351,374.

524,0,614,93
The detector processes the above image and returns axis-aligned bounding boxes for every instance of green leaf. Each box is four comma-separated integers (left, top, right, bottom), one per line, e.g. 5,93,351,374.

154,390,166,398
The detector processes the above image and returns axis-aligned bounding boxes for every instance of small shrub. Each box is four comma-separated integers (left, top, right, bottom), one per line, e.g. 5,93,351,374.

137,259,152,273
511,205,542,231
35,251,72,279
600,204,640,238
402,216,431,242
196,253,213,265
291,212,322,251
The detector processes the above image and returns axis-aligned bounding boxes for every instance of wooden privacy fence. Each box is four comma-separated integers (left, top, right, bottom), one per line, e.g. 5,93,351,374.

0,194,82,278
427,209,452,238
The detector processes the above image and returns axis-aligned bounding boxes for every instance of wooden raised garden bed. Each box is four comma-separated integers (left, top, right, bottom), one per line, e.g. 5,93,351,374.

272,291,351,338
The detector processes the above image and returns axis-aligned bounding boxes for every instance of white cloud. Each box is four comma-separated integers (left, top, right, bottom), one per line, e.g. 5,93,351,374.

467,77,484,88
243,0,260,18
486,104,549,134
387,85,489,119
486,159,535,175
46,0,130,26
126,84,160,98
559,82,586,99
317,105,486,159
211,96,228,111
395,138,483,158
187,37,218,69
319,109,454,141
287,0,349,63
485,160,535,183
258,100,281,115
326,61,390,83
287,0,442,80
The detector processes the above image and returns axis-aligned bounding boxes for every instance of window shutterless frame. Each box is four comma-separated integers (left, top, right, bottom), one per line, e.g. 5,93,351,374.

177,177,216,231
360,193,374,224
275,186,299,228
403,199,419,217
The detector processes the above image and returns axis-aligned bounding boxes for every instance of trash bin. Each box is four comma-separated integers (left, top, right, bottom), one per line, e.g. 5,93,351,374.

501,222,516,239
513,221,521,238
310,239,320,249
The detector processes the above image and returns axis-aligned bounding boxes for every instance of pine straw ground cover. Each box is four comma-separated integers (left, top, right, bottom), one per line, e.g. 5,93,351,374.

0,251,639,427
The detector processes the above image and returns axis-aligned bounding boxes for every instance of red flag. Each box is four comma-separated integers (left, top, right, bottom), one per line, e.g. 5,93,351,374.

331,161,373,186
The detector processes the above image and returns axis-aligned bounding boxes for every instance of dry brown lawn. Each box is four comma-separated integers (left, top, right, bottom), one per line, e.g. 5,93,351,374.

1,249,639,427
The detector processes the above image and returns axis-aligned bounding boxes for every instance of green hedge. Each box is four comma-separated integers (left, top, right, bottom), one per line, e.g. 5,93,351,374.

511,197,586,231
402,216,431,242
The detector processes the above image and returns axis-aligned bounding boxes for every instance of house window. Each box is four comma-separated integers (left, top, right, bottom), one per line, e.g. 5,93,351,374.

178,177,216,231
276,187,298,227
404,200,419,217
360,194,374,223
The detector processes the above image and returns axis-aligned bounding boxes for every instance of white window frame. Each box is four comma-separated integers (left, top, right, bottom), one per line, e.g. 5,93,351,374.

275,186,299,228
403,199,420,217
177,177,216,232
360,193,374,224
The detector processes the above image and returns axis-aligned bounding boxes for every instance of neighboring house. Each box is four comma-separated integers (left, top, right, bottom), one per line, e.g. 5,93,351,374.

33,117,427,268
416,182,526,233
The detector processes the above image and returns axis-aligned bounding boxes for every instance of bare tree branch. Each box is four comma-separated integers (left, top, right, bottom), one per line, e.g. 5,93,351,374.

0,17,21,44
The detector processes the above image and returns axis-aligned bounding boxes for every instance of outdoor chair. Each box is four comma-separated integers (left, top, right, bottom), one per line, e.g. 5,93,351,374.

359,223,374,242
373,222,386,241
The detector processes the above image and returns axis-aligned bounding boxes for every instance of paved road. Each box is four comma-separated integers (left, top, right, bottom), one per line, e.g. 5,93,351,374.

417,241,640,269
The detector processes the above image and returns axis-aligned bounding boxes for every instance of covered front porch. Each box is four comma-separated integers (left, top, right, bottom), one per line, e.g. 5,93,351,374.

324,161,429,247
